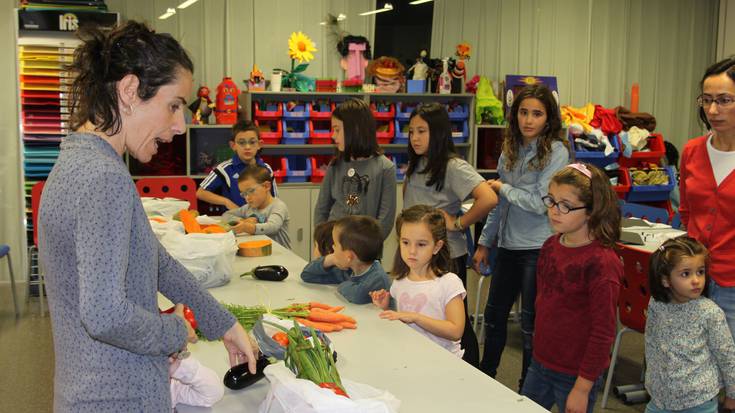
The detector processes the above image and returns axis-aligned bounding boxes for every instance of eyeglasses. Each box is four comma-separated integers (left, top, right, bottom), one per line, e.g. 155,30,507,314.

234,138,259,147
696,94,735,108
541,195,587,214
240,184,263,197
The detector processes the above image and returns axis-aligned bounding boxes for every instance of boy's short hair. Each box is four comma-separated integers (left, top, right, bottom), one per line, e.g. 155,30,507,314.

231,119,260,141
334,215,383,263
237,164,272,184
313,221,336,256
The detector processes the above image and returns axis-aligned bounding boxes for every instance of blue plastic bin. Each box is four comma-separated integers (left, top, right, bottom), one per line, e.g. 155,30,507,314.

396,102,418,120
450,120,468,143
281,119,310,144
446,102,469,119
393,119,410,144
571,134,621,168
391,153,409,180
283,155,312,183
282,102,310,119
626,165,676,202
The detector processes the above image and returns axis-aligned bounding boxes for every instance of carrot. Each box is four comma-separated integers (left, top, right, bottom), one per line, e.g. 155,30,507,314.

149,216,168,223
295,317,342,332
202,224,227,234
327,306,344,312
336,321,356,329
309,301,332,310
308,309,356,324
179,210,203,234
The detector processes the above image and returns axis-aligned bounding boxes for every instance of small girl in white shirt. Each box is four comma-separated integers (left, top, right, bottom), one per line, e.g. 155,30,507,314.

169,354,224,410
370,204,466,357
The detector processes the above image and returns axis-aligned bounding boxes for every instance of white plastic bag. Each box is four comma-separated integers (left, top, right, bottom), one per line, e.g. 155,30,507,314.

141,197,190,218
159,230,237,288
148,218,185,240
258,363,401,413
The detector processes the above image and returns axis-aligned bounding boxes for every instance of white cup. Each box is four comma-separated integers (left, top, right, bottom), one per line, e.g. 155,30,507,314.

271,72,282,92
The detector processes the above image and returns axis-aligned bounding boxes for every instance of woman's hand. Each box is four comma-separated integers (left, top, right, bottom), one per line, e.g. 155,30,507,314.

486,179,503,193
472,245,490,274
222,321,257,373
173,303,198,344
370,289,391,310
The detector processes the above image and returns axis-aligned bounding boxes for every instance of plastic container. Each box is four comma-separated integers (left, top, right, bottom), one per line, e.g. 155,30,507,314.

407,79,426,93
308,120,332,144
571,134,621,168
309,101,334,120
253,101,283,119
261,156,286,183
626,165,675,202
376,120,395,144
396,102,418,120
390,153,409,180
282,101,310,119
446,102,469,119
281,119,310,144
282,155,312,182
371,102,395,120
309,155,332,183
254,119,282,144
450,120,469,143
608,167,630,200
617,133,666,168
393,119,409,144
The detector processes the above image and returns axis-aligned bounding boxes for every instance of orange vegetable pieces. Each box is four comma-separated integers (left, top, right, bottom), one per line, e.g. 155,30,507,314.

327,306,344,312
309,301,332,310
179,209,203,234
295,317,342,332
308,308,356,324
336,321,356,329
202,224,227,234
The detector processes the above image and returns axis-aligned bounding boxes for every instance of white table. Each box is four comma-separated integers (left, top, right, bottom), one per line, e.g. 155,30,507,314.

166,235,546,412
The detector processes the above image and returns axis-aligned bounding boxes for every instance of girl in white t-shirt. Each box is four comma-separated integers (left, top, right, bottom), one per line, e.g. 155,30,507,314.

370,205,466,357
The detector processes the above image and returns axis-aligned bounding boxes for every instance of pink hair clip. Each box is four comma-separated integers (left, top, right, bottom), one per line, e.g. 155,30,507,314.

567,163,592,178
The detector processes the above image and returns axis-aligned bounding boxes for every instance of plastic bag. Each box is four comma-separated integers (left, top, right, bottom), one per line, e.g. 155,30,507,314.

252,315,334,361
475,76,504,125
148,218,185,240
159,230,237,288
258,363,401,413
141,197,190,218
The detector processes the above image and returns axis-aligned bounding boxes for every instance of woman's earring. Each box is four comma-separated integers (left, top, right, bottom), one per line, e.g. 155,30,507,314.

129,104,135,115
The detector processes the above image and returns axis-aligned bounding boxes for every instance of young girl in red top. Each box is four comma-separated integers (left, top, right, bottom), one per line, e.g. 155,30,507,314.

521,163,622,413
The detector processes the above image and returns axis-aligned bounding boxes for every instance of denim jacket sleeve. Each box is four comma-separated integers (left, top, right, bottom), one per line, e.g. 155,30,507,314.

498,142,569,215
300,257,348,284
478,203,502,248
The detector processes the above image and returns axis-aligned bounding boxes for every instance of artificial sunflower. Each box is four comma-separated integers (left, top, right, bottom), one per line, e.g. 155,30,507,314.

288,31,317,63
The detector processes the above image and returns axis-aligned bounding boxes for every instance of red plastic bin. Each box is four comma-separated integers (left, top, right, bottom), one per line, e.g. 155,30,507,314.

617,133,666,168
309,102,335,120
261,156,286,183
371,102,395,120
610,167,631,200
309,120,332,145
253,101,283,119
376,120,395,144
254,119,282,144
310,155,332,183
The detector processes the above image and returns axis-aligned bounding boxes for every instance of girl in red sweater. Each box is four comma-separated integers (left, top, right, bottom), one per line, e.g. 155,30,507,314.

521,163,622,413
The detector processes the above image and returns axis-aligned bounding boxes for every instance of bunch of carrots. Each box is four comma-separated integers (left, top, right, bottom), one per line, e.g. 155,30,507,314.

293,301,357,332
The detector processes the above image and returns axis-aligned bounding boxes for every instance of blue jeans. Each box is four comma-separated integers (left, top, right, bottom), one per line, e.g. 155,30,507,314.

708,281,735,341
645,398,717,413
480,248,539,389
521,359,602,413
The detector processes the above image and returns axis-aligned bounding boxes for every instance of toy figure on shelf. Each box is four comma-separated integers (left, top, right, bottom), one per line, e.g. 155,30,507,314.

408,50,429,80
451,42,470,93
247,64,266,91
215,77,240,125
337,35,371,89
188,86,214,125
369,56,405,93
438,58,452,94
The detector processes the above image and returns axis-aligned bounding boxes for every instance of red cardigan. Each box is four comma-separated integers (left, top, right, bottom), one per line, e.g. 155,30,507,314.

680,135,735,286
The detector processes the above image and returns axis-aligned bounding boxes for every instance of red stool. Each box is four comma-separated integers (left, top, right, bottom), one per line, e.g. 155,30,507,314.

135,177,198,211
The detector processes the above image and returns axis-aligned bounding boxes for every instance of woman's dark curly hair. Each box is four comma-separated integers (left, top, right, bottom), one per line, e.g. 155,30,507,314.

68,20,194,135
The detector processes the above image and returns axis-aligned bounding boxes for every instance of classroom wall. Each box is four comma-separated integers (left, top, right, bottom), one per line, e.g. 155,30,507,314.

718,0,735,60
430,0,719,151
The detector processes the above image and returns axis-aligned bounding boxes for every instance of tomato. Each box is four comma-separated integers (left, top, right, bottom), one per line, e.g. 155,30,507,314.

161,305,198,330
271,332,289,346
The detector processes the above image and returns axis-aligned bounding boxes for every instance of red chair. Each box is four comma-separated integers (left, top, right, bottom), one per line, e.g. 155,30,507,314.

601,243,651,408
135,177,198,211
28,181,46,315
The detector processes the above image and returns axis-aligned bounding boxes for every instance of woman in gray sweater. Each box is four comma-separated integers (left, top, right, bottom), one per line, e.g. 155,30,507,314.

39,21,256,412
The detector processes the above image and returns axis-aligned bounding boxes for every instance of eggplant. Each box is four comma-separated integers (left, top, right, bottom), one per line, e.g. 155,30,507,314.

223,354,271,390
239,265,289,282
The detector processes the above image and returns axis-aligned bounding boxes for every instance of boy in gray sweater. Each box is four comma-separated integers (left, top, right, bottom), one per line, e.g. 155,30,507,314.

223,164,290,249
301,216,391,304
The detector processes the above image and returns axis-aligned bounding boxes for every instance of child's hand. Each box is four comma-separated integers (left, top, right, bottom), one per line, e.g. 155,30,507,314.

379,310,417,323
168,355,183,376
231,220,256,235
438,209,456,232
370,289,390,310
564,386,589,413
724,397,735,411
224,200,238,210
323,253,337,269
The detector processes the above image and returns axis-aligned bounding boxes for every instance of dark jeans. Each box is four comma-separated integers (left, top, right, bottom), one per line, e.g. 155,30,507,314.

479,247,539,388
521,359,602,413
453,255,479,368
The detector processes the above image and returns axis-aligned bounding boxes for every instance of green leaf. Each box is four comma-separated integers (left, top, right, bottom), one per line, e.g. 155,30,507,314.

292,63,309,73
